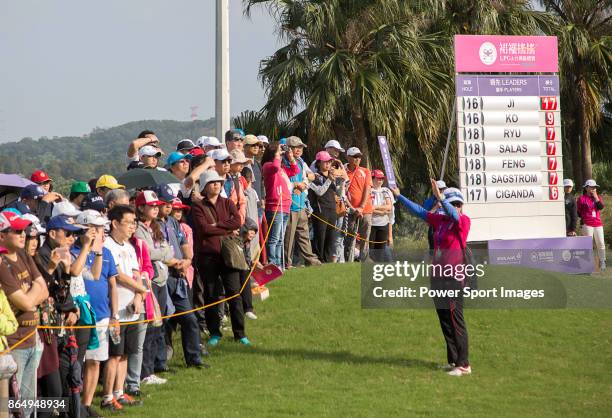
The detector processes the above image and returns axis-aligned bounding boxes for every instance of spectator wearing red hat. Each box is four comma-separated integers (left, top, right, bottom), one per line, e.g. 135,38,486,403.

370,170,394,262
0,211,49,416
0,254,18,411
134,191,174,386
31,169,54,192
170,199,194,288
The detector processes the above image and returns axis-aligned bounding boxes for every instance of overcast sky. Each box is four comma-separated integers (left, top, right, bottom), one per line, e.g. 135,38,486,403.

0,0,278,142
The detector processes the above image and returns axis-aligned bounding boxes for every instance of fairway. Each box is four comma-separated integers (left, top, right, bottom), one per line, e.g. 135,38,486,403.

108,263,612,417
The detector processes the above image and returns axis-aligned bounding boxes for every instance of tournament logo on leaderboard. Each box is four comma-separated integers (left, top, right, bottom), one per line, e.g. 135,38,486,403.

479,42,497,66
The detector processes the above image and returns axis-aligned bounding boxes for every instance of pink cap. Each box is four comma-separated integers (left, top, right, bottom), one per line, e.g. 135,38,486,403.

372,169,385,179
315,151,333,162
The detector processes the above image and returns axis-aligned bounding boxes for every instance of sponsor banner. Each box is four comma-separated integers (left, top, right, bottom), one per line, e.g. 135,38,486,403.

377,136,397,188
488,237,594,274
454,35,558,72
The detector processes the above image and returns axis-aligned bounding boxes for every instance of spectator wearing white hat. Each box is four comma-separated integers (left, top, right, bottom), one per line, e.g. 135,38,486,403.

197,136,223,154
563,179,577,237
191,170,250,346
212,149,247,224
138,146,166,171
257,135,269,154
391,180,472,377
345,147,373,262
127,130,163,166
309,140,346,174
577,179,606,271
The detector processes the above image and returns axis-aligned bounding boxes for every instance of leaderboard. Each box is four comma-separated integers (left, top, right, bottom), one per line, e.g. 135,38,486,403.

456,75,562,204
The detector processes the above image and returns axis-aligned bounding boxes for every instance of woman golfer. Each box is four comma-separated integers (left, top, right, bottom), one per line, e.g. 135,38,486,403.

392,179,472,376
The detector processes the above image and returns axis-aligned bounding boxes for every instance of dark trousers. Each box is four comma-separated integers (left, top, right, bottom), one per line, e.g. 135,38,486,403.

142,281,167,378
166,275,202,366
431,277,469,367
240,271,254,313
370,224,390,262
198,256,246,340
312,209,337,263
192,265,208,332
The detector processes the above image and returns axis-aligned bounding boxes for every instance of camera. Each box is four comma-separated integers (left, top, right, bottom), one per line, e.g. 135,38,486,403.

280,144,288,153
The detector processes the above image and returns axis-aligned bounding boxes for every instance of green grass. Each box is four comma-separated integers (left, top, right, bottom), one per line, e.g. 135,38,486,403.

109,263,611,418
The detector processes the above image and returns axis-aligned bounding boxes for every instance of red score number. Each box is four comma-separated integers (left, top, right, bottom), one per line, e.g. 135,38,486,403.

541,96,558,110
547,142,557,156
549,172,558,185
548,157,558,171
546,127,556,141
549,187,559,200
545,111,555,126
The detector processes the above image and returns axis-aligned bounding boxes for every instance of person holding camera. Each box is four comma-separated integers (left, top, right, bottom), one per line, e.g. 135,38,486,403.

577,179,606,271
261,142,299,268
309,151,347,263
33,215,84,417
283,136,321,268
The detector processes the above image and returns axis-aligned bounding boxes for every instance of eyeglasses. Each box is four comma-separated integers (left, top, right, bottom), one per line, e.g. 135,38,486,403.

221,160,232,165
120,221,138,226
247,144,263,148
8,229,26,235
350,155,362,159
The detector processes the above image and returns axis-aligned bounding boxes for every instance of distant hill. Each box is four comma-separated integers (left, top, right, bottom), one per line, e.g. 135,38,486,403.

0,119,216,194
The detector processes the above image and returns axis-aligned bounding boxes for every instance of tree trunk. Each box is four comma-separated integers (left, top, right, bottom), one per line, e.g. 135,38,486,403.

350,104,370,168
566,117,583,186
577,79,593,181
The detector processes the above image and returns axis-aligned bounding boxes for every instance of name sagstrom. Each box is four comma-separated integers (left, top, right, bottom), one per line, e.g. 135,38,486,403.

490,173,539,184
495,188,536,199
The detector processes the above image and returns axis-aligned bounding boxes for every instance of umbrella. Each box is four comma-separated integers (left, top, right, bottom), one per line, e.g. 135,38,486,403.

0,173,34,188
0,174,34,209
116,168,179,190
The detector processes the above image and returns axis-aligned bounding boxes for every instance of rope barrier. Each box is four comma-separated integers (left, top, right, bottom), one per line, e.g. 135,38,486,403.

1,188,393,354
0,196,281,355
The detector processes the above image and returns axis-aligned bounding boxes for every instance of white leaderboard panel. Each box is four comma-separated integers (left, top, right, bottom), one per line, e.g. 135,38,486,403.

456,75,566,242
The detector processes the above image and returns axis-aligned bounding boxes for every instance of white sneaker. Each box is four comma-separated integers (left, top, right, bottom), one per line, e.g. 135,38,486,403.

600,261,606,271
245,311,258,320
447,366,472,376
142,374,167,385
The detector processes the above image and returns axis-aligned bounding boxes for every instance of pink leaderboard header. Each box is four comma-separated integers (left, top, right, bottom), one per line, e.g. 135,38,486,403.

454,35,558,73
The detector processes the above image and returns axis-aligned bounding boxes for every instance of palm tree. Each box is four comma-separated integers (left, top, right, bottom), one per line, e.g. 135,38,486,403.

540,0,611,184
244,0,452,173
